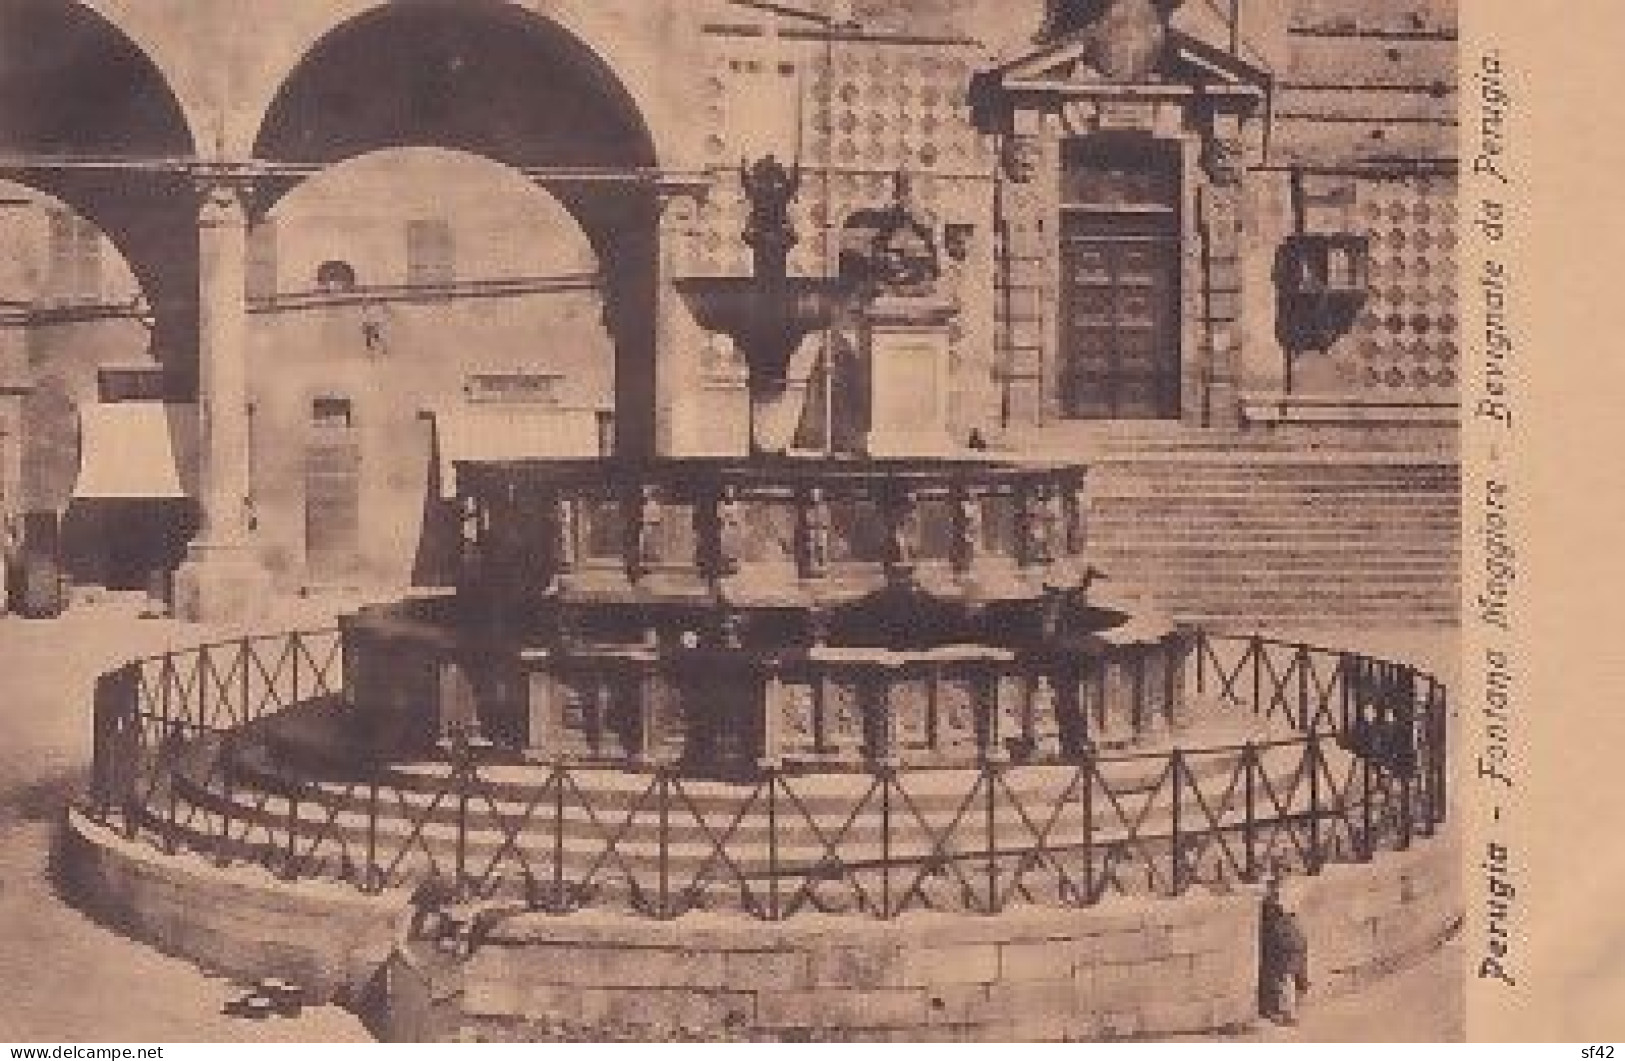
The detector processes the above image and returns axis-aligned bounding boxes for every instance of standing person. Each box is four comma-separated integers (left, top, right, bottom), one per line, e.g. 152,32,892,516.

1259,871,1311,1025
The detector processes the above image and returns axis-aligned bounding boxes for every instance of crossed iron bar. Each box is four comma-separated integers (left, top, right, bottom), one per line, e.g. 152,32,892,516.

88,628,1447,920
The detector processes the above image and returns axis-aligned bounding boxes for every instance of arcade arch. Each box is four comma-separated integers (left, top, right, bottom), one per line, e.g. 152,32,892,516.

250,0,666,454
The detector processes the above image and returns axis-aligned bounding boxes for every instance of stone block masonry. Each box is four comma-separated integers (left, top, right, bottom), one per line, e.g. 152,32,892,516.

61,807,1459,1042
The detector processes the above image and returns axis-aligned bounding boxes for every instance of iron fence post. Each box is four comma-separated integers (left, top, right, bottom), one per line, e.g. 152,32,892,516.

240,637,251,728
1170,749,1184,896
1307,732,1322,873
1080,757,1095,905
984,760,1000,914
365,774,380,893
456,774,469,897
1361,730,1374,861
282,785,299,880
657,767,671,919
216,731,234,867
1297,645,1311,730
879,765,894,918
767,769,781,921
164,762,179,856
1434,678,1449,826
1243,742,1257,881
1250,636,1263,717
1340,653,1353,741
553,762,566,912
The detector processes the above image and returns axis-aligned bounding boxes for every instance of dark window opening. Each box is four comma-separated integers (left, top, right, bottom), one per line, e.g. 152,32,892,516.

315,258,356,293
312,396,355,429
406,219,455,287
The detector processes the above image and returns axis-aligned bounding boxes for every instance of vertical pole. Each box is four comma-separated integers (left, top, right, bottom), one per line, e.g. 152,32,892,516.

240,638,252,727
881,770,894,918
1434,678,1449,826
1250,636,1263,717
217,732,234,866
1340,653,1353,740
1243,743,1257,881
290,635,301,713
658,768,671,918
283,785,299,879
1297,644,1311,730
984,762,998,913
1170,750,1184,896
164,744,180,856
1360,730,1374,860
767,770,781,920
1307,732,1321,873
455,767,469,897
365,775,380,893
553,763,566,912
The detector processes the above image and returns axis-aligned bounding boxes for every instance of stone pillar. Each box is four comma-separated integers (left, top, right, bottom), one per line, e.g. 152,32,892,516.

173,176,271,623
0,201,31,615
1199,114,1250,429
994,126,1057,429
0,323,27,618
654,179,710,457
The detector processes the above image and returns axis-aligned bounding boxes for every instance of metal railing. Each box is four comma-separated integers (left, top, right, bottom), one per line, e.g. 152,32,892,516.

86,629,1447,920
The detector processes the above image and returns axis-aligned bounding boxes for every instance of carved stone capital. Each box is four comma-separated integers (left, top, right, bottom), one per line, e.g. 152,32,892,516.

191,166,275,228
655,173,712,219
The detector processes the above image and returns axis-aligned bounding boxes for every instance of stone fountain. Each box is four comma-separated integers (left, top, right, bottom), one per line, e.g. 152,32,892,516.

676,155,857,456
66,152,1456,1043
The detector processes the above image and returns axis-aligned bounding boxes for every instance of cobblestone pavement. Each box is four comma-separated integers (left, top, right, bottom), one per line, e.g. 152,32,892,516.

0,599,1461,1043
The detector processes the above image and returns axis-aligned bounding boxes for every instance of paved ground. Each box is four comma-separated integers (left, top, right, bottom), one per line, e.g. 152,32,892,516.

0,597,1461,1043
0,596,371,1043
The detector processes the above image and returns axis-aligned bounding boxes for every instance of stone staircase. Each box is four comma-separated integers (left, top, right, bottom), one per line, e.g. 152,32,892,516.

1075,431,1460,631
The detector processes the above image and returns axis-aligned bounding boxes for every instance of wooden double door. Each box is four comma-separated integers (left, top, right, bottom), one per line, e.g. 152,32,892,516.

1057,136,1183,420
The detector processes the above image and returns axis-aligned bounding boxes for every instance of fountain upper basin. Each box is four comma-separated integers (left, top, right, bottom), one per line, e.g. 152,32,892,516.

675,276,858,392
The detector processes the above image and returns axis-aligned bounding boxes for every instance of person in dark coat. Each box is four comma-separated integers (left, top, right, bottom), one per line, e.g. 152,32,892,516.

1259,873,1310,1025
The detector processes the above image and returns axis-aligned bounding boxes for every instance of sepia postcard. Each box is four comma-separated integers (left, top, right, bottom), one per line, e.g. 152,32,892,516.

0,0,1616,1045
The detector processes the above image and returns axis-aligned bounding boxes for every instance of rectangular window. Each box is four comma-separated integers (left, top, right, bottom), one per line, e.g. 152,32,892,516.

311,396,355,430
464,372,563,405
97,365,171,403
406,219,455,287
74,217,102,301
46,210,75,302
47,212,105,304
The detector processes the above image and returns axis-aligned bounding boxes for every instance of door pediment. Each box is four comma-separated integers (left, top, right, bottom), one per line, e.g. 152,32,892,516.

987,28,1267,106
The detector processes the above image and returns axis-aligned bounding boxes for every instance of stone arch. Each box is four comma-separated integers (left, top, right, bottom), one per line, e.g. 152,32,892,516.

238,0,691,170
0,0,203,375
249,0,670,453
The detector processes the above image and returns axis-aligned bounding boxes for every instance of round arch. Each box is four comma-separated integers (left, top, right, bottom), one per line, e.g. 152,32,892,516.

0,0,202,374
250,0,667,453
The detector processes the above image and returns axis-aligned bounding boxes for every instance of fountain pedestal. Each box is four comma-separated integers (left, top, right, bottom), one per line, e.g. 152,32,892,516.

863,294,959,457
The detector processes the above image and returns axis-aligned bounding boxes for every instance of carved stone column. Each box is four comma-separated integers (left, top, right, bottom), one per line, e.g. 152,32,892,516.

173,175,271,623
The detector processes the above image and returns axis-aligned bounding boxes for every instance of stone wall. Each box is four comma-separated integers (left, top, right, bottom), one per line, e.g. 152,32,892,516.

1295,832,1463,997
58,808,405,1002
60,802,1458,1042
446,897,1261,1042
